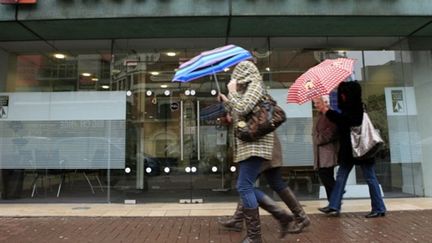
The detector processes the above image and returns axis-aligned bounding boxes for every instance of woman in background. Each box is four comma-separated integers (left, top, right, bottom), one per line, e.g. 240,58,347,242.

319,81,386,218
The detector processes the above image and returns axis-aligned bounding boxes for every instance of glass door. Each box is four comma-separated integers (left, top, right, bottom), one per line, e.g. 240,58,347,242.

187,84,237,203
140,88,192,203
110,46,237,203
139,77,236,203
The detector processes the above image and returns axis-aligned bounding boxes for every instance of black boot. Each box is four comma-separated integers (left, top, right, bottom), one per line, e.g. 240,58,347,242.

277,187,311,233
242,207,262,243
258,194,299,239
219,202,244,232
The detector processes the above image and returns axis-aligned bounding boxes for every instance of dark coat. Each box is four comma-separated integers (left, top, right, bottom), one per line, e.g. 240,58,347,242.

325,104,374,165
260,135,283,172
312,113,339,170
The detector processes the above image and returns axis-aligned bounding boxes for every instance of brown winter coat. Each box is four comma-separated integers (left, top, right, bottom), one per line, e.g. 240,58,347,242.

260,135,283,172
312,112,339,170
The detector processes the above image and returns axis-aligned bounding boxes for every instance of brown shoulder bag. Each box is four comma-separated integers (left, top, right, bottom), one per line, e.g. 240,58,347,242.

235,95,286,142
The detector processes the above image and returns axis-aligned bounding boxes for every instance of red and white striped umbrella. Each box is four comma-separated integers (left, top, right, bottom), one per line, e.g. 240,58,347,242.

287,58,355,104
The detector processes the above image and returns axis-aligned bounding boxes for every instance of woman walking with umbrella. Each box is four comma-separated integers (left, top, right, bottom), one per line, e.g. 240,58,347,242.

318,81,386,217
219,61,309,242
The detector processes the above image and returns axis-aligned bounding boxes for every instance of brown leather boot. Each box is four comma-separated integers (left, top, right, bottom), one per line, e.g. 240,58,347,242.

277,187,311,233
258,194,299,238
242,207,262,243
218,202,244,231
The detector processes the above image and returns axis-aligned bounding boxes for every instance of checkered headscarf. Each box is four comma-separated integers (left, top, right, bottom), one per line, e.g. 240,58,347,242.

231,61,262,84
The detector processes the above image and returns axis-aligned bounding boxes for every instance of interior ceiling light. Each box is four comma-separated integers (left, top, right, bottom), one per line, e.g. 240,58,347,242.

160,84,168,88
82,73,91,77
265,67,271,71
91,78,98,81
150,71,160,76
166,52,176,57
224,68,230,72
253,49,272,59
54,53,65,59
112,69,121,74
101,85,110,89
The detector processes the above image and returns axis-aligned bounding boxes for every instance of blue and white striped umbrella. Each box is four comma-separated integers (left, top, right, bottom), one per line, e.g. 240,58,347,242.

172,45,253,84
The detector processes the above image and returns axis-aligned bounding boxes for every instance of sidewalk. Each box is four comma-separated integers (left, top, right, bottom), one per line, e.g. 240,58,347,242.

0,198,431,217
0,198,431,242
0,210,431,242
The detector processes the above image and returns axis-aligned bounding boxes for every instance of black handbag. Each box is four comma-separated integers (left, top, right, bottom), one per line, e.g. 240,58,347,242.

235,95,286,142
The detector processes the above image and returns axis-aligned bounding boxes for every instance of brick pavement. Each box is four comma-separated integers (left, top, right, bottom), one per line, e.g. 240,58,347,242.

0,210,431,243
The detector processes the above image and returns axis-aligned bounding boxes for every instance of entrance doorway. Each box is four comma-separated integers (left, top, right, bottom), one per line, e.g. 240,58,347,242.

112,49,237,203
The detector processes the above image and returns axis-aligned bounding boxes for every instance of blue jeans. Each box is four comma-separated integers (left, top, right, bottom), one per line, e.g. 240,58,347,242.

251,167,288,203
237,158,288,208
262,167,288,193
329,162,386,213
237,157,263,209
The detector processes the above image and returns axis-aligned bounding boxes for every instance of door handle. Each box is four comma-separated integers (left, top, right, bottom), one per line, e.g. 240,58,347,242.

197,100,200,161
180,100,184,161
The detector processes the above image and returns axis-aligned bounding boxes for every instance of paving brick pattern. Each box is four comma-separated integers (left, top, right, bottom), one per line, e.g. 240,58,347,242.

0,210,431,243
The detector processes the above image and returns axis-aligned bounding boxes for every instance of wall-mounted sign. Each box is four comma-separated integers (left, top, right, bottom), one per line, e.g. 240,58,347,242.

170,102,179,111
0,96,8,119
391,89,404,113
0,0,37,4
384,87,417,116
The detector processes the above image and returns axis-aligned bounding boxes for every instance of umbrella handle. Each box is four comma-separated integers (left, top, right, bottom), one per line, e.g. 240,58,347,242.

213,73,221,94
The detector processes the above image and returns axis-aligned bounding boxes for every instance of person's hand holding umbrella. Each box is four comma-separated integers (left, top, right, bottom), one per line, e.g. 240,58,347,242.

218,93,228,102
217,78,237,102
217,78,239,126
227,79,237,94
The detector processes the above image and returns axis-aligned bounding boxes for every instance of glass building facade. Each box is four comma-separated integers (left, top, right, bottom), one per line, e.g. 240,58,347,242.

1,1,432,203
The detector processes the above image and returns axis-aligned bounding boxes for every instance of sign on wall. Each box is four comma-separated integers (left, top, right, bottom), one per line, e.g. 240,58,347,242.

0,95,8,119
385,87,417,116
0,0,37,4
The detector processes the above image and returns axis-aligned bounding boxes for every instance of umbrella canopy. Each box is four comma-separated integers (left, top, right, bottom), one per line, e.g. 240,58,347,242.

287,58,355,104
172,45,252,83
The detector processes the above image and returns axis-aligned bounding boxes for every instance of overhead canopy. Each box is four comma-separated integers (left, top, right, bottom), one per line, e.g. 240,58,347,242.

2,0,432,41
